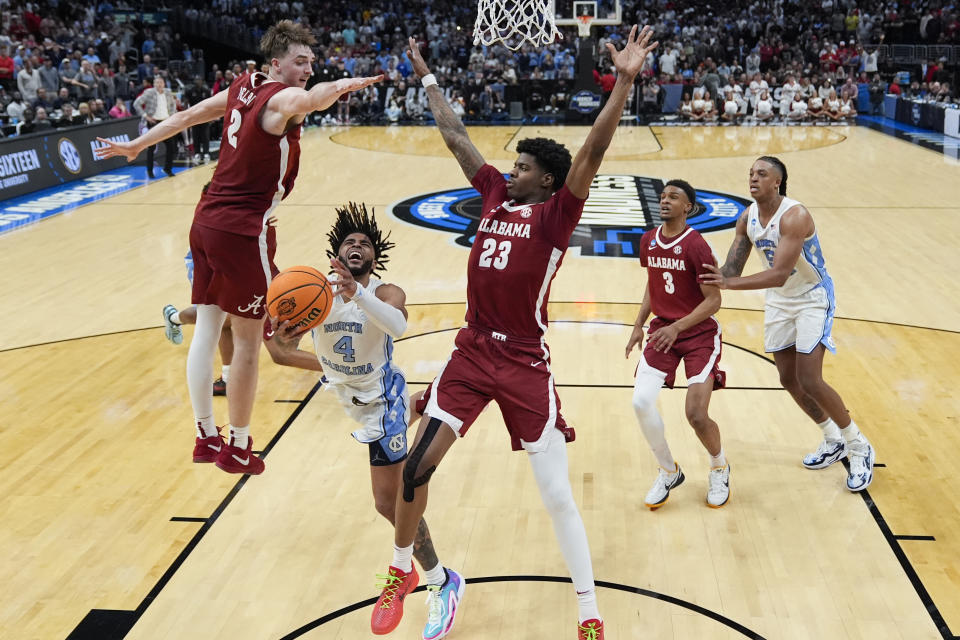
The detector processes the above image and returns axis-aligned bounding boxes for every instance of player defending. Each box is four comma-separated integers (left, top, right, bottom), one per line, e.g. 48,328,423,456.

95,21,381,475
701,157,875,492
268,203,455,635
625,180,729,509
369,29,658,640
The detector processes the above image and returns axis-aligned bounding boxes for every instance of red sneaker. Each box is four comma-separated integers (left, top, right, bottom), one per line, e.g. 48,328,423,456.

193,427,224,463
214,436,265,475
370,565,419,635
578,618,604,640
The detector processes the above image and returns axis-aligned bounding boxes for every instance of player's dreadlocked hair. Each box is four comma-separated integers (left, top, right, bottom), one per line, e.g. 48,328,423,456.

757,156,788,195
326,202,395,276
516,137,572,192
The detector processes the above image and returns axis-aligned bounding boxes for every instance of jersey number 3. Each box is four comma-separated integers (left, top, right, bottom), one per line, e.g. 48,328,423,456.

478,238,511,270
662,272,675,294
226,108,241,149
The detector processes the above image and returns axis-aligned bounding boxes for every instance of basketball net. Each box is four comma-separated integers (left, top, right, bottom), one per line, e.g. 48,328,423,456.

473,0,561,51
576,15,594,38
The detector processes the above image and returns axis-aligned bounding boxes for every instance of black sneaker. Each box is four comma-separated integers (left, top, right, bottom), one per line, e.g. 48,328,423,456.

212,377,226,396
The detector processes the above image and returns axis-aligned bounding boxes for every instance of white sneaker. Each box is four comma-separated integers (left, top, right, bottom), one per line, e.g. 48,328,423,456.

802,438,848,469
162,304,182,345
644,464,684,509
846,441,875,492
706,464,730,508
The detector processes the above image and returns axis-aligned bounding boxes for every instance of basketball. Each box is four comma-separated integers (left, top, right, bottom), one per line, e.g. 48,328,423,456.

266,266,333,333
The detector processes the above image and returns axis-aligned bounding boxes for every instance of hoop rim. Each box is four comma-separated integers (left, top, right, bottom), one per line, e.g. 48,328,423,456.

576,14,594,37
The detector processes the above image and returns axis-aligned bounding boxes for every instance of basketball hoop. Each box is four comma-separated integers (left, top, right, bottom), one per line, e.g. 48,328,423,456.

473,0,561,51
576,14,594,38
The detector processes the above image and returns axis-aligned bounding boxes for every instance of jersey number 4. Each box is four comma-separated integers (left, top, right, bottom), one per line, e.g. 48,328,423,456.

333,336,356,362
226,108,241,149
478,238,511,270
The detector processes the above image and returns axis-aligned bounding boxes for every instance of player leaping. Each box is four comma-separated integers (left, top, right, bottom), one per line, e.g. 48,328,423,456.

95,21,381,476
367,28,657,640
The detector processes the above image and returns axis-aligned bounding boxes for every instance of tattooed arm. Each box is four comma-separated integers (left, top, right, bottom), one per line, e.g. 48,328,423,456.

407,37,485,181
720,212,752,278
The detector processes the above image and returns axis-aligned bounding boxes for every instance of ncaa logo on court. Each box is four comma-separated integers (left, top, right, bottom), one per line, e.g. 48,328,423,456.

58,138,82,174
390,175,750,258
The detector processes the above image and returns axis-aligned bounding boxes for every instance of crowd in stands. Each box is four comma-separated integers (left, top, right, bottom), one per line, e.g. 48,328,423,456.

0,0,957,136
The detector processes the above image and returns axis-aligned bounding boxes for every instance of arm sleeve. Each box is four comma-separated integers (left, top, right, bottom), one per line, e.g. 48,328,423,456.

352,284,407,339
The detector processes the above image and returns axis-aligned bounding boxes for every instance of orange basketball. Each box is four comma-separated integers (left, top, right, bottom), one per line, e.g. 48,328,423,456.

267,266,333,333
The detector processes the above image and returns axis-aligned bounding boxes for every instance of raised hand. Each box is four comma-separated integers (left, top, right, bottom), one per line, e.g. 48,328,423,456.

335,74,384,96
406,37,431,78
330,257,357,299
94,136,141,162
605,25,658,80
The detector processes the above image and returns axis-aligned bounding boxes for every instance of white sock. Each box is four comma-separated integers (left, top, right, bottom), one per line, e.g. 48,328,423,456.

187,305,226,433
840,420,867,448
392,543,414,573
221,364,230,383
424,563,446,586
528,429,597,611
170,310,182,325
576,589,601,624
818,418,843,442
710,447,727,469
632,368,674,469
195,416,217,438
229,424,249,449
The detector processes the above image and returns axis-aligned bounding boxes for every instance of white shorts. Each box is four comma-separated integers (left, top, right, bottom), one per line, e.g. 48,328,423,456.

324,367,410,444
764,285,836,354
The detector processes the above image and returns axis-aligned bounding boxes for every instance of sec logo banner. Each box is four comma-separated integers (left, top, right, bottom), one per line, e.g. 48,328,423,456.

389,174,750,258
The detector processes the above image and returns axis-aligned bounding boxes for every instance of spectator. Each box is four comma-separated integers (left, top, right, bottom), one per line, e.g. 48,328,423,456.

38,57,59,94
52,87,72,110
17,59,42,103
72,60,97,101
31,106,55,132
77,102,98,124
137,54,155,82
6,91,26,121
32,87,53,111
108,96,131,119
184,76,212,160
0,46,14,91
57,102,81,127
133,75,178,178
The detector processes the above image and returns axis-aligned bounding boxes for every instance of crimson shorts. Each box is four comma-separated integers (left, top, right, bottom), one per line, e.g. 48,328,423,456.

639,317,726,389
415,327,575,452
189,223,277,319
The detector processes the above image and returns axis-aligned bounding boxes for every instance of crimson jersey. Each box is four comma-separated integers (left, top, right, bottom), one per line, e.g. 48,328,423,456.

639,225,718,338
193,72,302,237
466,164,585,342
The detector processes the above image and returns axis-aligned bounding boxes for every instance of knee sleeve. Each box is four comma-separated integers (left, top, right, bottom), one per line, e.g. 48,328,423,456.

402,417,442,502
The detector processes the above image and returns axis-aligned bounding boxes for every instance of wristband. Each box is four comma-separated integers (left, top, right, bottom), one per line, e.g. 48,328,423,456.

421,73,437,88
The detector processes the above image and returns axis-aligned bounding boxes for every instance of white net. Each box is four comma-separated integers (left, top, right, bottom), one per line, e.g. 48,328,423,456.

473,0,562,51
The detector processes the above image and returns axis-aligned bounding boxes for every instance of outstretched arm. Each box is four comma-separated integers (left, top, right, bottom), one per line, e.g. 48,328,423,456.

266,75,384,117
701,206,811,290
565,25,658,199
95,90,230,162
407,37,485,181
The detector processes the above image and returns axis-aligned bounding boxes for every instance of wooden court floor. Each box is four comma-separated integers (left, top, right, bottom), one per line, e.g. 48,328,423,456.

1,125,959,640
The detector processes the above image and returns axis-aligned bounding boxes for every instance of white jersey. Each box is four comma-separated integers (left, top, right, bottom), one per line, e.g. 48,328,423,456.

745,197,835,302
311,276,396,389
310,276,409,443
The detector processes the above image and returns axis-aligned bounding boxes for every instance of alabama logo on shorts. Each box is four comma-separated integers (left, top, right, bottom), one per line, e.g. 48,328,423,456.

390,175,750,258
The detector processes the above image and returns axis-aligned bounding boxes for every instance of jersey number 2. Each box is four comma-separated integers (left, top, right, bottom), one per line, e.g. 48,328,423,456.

333,336,355,362
226,108,241,149
478,238,511,269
